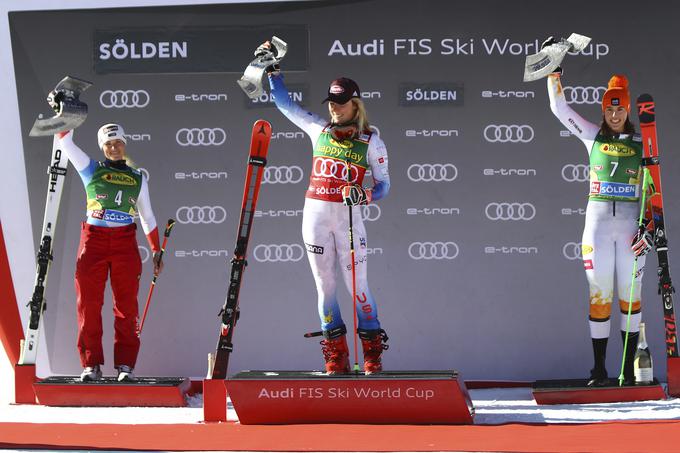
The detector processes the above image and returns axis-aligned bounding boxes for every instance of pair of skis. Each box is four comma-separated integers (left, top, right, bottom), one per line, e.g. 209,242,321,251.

635,94,680,395
209,120,272,380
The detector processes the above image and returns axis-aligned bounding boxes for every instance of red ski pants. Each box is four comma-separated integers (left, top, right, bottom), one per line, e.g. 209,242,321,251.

75,223,142,368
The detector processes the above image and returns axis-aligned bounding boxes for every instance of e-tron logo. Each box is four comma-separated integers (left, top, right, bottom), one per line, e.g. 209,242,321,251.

253,244,305,262
563,242,582,260
483,124,534,143
407,163,458,182
408,242,459,260
313,158,359,182
361,204,381,222
561,164,589,182
563,86,606,105
262,166,304,184
175,206,227,224
100,90,150,108
138,245,150,263
176,128,226,146
485,203,536,221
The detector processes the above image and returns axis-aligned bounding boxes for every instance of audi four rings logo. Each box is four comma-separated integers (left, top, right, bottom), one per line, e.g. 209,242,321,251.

253,244,305,262
262,166,304,184
483,125,534,143
408,242,459,260
563,86,606,105
485,203,536,221
407,163,458,182
138,245,150,263
175,206,227,224
313,158,359,182
100,90,150,108
563,242,582,260
176,128,227,146
361,204,381,222
561,164,589,182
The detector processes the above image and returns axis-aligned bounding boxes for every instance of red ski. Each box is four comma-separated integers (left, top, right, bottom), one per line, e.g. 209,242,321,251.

209,119,271,380
636,93,680,396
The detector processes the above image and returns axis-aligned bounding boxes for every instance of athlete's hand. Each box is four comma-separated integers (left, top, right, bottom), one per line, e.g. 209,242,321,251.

342,184,371,206
47,89,65,113
541,36,559,50
255,41,280,74
152,252,164,276
631,227,654,258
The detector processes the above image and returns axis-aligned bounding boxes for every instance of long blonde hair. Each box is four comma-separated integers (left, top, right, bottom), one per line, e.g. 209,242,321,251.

351,98,370,132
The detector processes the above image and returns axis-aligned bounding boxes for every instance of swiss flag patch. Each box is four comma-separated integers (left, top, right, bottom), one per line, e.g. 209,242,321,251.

584,259,594,270
378,157,385,164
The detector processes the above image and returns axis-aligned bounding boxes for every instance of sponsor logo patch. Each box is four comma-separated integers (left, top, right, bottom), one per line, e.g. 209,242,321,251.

305,243,324,255
599,142,636,157
103,172,137,186
582,244,594,255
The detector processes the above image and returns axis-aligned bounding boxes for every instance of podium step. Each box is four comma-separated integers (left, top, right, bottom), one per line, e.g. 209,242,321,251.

224,370,474,424
532,378,666,405
34,376,191,407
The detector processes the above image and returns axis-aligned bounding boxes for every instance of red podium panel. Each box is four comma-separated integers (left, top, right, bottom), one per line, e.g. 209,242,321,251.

226,370,474,425
532,379,666,405
667,357,680,397
33,376,190,407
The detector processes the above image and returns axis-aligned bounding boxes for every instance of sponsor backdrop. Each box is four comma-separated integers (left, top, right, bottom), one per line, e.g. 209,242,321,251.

9,0,680,380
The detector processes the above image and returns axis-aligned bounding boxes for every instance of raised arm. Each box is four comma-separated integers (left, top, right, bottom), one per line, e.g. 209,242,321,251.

547,74,600,150
57,130,96,177
268,73,326,139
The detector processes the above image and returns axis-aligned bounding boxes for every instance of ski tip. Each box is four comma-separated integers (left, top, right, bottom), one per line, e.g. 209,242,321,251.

636,93,654,103
253,119,272,135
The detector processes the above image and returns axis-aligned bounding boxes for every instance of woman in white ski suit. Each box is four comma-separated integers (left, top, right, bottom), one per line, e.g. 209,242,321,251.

548,69,652,386
268,71,390,375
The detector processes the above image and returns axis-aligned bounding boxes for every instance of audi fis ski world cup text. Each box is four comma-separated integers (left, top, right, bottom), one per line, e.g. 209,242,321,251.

327,38,609,59
260,386,435,400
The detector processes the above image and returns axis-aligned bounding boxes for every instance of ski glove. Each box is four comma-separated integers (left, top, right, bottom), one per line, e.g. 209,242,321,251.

631,227,654,258
255,42,280,74
47,89,65,113
342,184,371,206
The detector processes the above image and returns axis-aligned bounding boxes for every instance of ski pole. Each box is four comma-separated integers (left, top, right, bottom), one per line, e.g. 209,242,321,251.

619,168,651,386
138,219,176,337
345,159,361,373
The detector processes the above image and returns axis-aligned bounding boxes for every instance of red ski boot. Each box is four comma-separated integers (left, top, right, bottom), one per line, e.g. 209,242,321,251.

359,328,389,375
321,335,350,374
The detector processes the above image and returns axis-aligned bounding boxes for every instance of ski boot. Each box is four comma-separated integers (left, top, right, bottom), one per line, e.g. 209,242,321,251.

621,330,640,386
587,337,609,387
80,365,102,382
117,365,136,382
320,326,350,375
358,328,389,375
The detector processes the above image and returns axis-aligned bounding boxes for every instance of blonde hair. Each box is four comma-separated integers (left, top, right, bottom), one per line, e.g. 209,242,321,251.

351,98,370,132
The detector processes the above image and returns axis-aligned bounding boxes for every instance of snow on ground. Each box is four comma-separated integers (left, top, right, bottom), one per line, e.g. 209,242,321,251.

1,387,680,425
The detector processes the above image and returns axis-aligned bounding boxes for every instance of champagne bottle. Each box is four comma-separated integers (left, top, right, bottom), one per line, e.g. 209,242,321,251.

634,322,653,385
